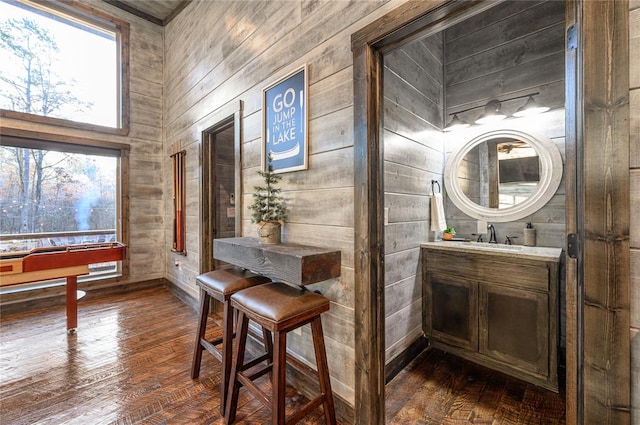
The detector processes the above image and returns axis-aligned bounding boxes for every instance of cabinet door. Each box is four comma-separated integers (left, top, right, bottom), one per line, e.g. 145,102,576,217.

479,283,549,377
424,273,477,351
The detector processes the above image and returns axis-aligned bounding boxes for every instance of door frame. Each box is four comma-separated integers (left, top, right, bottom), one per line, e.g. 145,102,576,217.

352,1,630,424
351,2,508,422
200,101,243,274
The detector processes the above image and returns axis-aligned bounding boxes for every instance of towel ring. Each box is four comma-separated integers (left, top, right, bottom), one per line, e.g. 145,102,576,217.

431,180,441,195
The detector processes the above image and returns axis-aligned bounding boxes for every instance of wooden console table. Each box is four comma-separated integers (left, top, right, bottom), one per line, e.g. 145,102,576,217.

213,237,341,285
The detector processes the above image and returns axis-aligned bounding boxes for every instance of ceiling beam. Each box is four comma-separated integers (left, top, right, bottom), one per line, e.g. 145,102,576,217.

102,0,163,26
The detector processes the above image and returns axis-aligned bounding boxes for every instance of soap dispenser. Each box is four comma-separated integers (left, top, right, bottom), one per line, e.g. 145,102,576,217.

524,222,536,247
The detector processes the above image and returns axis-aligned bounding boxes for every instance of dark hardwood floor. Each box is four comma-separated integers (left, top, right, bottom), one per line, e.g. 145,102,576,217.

0,286,565,424
385,348,565,424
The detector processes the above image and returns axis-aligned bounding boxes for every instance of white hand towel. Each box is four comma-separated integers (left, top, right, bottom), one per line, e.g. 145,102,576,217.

430,193,447,232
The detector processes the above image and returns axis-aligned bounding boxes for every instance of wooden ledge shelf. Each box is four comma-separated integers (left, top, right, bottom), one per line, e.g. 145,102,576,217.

213,237,341,286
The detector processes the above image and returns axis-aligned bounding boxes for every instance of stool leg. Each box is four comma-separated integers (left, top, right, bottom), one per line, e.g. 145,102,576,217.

262,328,273,358
191,289,210,379
220,298,234,416
272,330,287,425
225,311,249,425
311,317,336,425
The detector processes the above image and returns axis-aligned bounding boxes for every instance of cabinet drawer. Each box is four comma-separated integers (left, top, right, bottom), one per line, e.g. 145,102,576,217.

425,250,549,292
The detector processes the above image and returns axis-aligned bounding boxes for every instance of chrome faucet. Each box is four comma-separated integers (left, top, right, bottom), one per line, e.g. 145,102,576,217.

488,224,497,244
505,235,518,245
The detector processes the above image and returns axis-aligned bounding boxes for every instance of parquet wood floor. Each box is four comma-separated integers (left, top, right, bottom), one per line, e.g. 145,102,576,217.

385,348,566,424
0,286,565,424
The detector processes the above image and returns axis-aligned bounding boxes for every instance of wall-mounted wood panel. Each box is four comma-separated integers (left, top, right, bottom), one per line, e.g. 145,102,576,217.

628,3,639,423
443,0,566,246
163,3,397,409
382,34,444,367
445,1,565,114
581,0,631,423
0,1,165,305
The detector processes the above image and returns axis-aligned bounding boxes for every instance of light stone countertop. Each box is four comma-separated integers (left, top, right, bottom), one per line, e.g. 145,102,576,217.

420,240,563,262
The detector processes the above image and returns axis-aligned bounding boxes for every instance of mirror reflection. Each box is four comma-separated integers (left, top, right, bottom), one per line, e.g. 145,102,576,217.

458,137,540,209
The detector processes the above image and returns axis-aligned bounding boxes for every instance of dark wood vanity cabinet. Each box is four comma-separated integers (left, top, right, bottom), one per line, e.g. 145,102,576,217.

425,273,478,351
422,244,561,392
479,283,550,379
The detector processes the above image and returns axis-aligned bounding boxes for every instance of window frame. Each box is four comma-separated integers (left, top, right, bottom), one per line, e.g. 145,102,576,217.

0,0,130,135
0,126,131,284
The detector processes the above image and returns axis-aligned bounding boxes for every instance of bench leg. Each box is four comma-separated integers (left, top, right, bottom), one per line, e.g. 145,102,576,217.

191,289,209,379
66,276,78,332
225,311,249,424
220,298,234,416
272,330,287,425
311,317,336,425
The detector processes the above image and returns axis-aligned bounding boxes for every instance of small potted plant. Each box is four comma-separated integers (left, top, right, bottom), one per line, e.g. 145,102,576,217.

249,153,287,244
442,226,456,240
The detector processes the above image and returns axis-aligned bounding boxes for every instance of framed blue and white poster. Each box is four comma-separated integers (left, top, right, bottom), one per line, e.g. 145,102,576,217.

262,65,308,173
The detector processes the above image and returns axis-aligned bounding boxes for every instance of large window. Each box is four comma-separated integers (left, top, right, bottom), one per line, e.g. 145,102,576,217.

0,0,129,134
0,131,129,282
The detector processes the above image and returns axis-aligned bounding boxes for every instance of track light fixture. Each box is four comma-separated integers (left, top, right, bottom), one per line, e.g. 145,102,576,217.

443,113,470,132
513,95,550,117
474,100,507,124
444,92,548,131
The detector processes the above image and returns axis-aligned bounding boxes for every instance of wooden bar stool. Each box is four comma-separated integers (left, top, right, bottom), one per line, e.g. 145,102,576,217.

191,267,271,415
224,282,336,425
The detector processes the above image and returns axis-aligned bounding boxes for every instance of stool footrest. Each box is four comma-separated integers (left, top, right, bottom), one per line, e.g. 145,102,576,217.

241,353,271,374
245,363,272,381
200,337,223,362
287,395,326,425
286,353,318,383
237,374,272,410
192,268,271,418
225,283,336,424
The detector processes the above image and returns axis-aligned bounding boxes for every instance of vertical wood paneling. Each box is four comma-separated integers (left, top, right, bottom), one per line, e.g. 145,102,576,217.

629,3,639,423
353,41,385,425
633,327,640,424
582,1,630,423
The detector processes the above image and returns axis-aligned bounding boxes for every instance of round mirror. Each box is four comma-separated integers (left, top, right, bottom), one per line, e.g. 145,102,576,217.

444,128,562,222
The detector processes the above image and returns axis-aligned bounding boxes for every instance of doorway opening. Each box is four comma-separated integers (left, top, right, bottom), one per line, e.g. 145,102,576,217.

352,1,578,423
201,111,242,274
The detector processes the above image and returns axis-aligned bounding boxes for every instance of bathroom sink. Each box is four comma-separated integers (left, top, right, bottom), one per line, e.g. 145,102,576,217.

421,240,563,261
460,242,524,251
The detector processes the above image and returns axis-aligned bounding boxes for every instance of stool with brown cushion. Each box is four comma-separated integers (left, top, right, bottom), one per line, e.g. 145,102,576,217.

191,267,271,415
224,282,336,425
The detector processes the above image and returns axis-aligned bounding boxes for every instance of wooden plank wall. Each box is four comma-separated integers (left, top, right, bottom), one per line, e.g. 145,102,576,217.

162,0,408,407
215,128,236,240
0,0,165,299
443,0,566,247
382,35,444,364
581,1,630,422
629,1,639,422
441,0,567,353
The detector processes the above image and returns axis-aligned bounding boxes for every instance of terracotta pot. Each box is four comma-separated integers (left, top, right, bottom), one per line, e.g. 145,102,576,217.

443,232,454,240
258,221,281,244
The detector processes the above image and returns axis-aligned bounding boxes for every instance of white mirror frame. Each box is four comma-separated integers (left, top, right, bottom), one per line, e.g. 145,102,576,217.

444,128,563,222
